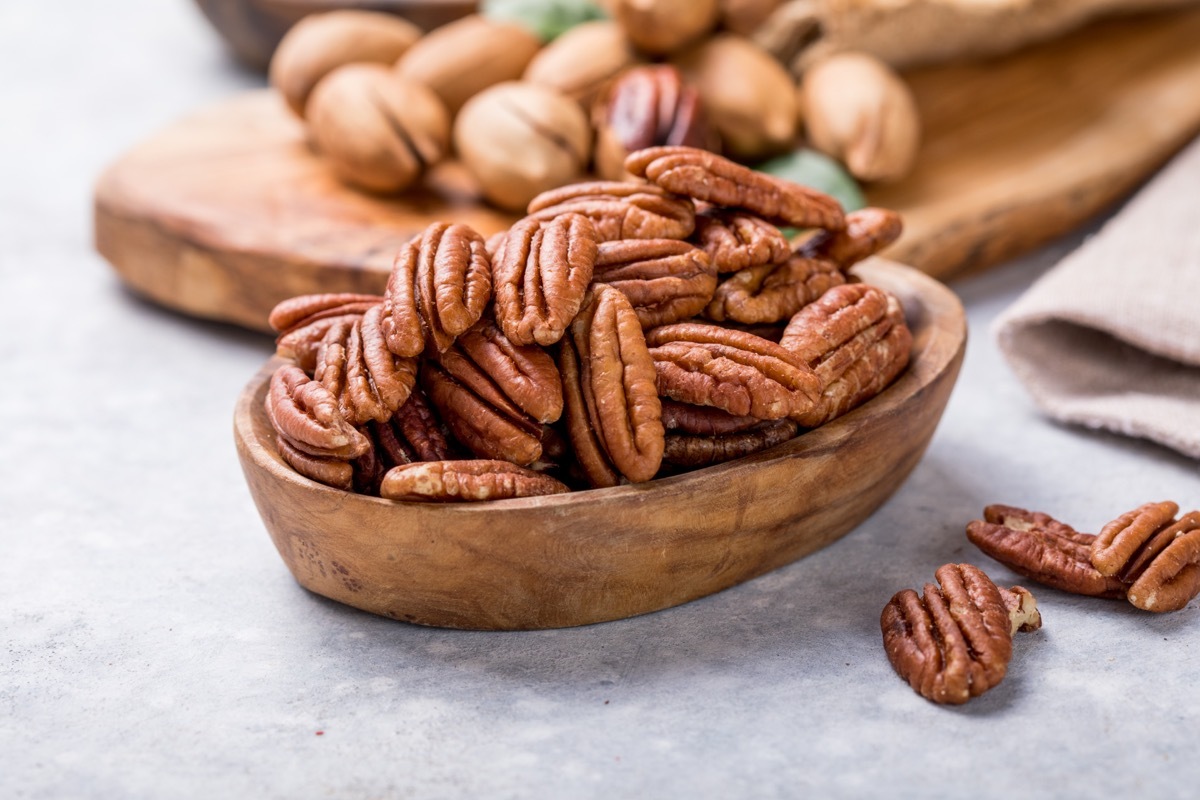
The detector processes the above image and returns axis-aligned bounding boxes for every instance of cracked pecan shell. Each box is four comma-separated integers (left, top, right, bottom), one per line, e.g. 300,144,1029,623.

592,238,717,328
313,306,418,426
966,505,1127,599
1093,502,1200,612
492,213,598,347
647,323,820,420
691,208,790,274
382,222,492,357
380,460,569,503
798,207,903,267
663,418,798,469
881,563,1038,705
526,181,696,241
625,146,845,232
705,254,845,325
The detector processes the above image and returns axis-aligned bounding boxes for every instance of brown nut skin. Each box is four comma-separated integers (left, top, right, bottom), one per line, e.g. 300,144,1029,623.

526,181,696,242
306,64,450,194
612,0,719,55
270,293,381,372
881,563,1038,706
312,307,419,426
265,364,370,462
626,146,845,232
393,15,542,116
672,35,798,160
371,387,458,467
593,64,718,182
448,319,564,425
523,21,641,107
705,255,845,325
799,207,904,267
592,239,717,329
380,460,569,503
663,418,798,469
269,10,422,118
454,81,593,212
1093,503,1200,613
421,361,543,467
691,209,790,274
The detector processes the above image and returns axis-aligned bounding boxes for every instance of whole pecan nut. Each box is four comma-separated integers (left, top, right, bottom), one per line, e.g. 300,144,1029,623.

313,306,418,426
664,418,798,468
271,292,381,372
1093,502,1200,612
797,207,903,267
526,180,696,242
647,323,820,420
881,563,1039,705
492,213,598,347
624,146,845,232
379,459,569,503
965,505,1127,599
691,208,790,274
705,254,845,325
592,238,717,328
382,222,492,357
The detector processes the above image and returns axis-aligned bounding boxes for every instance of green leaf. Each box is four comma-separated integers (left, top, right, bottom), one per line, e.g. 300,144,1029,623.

754,148,866,214
481,0,608,42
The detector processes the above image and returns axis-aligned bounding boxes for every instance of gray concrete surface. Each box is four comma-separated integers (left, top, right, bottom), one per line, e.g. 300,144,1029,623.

2,2,1198,797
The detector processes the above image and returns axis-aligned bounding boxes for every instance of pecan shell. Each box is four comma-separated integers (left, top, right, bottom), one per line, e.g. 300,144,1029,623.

592,238,717,328
265,364,370,461
624,146,845,232
881,563,1036,705
526,181,696,241
647,323,820,420
379,460,569,503
705,254,845,325
691,208,790,274
492,213,598,347
663,418,798,468
1093,503,1200,612
382,222,492,357
798,207,903,267
966,505,1127,599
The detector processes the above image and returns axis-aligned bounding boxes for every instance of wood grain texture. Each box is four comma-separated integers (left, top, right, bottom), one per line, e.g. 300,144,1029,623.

96,8,1200,332
233,260,966,630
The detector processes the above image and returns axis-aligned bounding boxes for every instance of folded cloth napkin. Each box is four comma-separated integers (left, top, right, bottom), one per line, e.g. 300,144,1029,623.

994,135,1200,459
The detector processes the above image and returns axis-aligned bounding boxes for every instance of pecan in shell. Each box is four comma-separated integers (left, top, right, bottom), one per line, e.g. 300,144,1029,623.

705,254,845,325
691,208,790,274
492,213,598,347
624,146,845,232
379,460,569,503
1093,502,1200,612
526,181,695,242
592,238,717,329
647,323,820,420
881,563,1038,705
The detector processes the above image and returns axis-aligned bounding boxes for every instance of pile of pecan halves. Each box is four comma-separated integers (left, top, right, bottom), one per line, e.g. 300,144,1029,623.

880,500,1200,705
263,145,912,503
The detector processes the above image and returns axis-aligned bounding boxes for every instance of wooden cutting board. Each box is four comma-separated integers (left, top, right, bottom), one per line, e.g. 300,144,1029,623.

94,8,1200,333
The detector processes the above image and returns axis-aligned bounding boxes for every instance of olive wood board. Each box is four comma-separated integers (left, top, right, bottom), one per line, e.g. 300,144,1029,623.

98,8,1200,333
234,260,966,629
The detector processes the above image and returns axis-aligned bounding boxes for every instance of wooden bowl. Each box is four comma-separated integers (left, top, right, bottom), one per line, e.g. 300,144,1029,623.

234,260,966,630
193,0,476,68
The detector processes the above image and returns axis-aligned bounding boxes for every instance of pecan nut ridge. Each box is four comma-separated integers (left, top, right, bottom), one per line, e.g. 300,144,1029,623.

1091,501,1178,578
592,238,717,328
526,180,696,242
265,364,370,461
380,460,570,503
314,309,419,426
797,207,903,267
1093,503,1200,612
691,208,790,274
624,146,846,232
664,418,799,468
705,255,845,325
454,320,563,424
421,361,543,467
560,336,622,488
492,213,598,347
965,505,1127,599
269,292,381,335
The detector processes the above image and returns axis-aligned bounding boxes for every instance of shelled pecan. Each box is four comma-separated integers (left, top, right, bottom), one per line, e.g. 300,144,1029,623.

592,239,717,328
881,563,1040,705
491,213,598,347
661,399,762,436
705,254,845,325
526,181,696,242
663,418,798,468
380,460,569,503
270,292,380,372
371,386,458,466
381,222,492,357
1092,502,1200,613
647,323,820,420
690,208,790,274
312,306,418,426
625,146,845,232
799,207,903,267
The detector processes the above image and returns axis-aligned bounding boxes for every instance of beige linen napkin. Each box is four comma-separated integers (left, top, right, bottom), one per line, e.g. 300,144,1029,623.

994,136,1200,459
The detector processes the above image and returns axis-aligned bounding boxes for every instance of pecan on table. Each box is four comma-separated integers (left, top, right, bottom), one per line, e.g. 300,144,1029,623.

312,306,418,426
705,253,845,325
779,283,912,427
270,292,381,372
1092,502,1200,612
881,563,1040,705
492,212,598,347
664,418,799,469
797,207,903,268
647,323,821,421
624,146,845,232
379,459,570,503
560,284,665,487
591,238,717,328
525,181,696,242
966,505,1127,599
381,222,492,358
691,208,790,274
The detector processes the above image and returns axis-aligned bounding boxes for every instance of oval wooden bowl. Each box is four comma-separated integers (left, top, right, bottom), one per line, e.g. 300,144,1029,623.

234,260,966,630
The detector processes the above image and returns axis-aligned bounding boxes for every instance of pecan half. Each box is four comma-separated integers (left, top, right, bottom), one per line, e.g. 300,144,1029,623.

691,208,790,274
264,364,370,461
313,307,418,426
526,181,696,242
797,207,903,267
379,460,569,503
271,293,381,372
382,222,492,357
663,418,798,468
647,323,820,420
443,319,563,424
275,436,356,491
372,386,457,466
592,239,717,328
881,563,1038,705
705,254,845,325
1093,503,1200,612
492,213,598,346
624,146,845,232
561,285,665,486
779,283,911,426
661,400,761,436
965,505,1127,599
